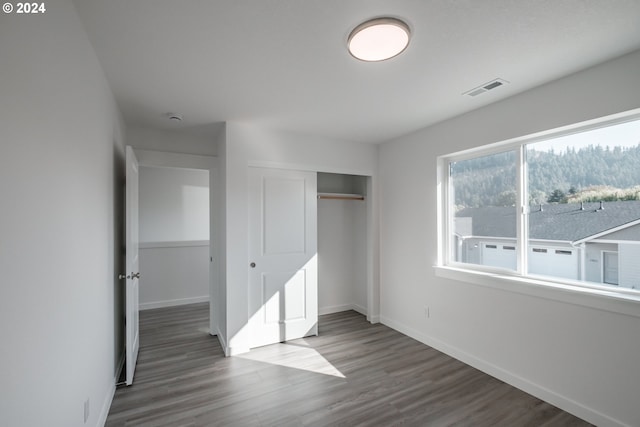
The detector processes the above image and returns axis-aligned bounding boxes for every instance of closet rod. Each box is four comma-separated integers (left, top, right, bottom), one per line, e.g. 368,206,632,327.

317,193,365,201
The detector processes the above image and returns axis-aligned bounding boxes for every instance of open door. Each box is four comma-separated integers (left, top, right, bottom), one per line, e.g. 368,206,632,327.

123,146,140,385
248,167,318,348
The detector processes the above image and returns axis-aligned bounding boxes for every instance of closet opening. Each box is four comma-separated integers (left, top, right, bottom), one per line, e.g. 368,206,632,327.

317,172,369,318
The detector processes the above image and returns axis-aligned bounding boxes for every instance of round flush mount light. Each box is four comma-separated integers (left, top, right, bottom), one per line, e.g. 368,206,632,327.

348,17,411,62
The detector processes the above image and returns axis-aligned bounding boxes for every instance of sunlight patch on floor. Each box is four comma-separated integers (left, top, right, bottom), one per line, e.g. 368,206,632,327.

237,342,345,378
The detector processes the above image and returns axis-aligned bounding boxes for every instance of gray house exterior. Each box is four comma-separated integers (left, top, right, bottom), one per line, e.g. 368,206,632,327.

455,201,640,289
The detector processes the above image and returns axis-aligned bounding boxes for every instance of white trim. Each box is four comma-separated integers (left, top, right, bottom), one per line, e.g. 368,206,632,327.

591,239,640,245
574,218,640,245
319,303,368,316
367,314,380,324
601,250,619,285
461,236,579,246
436,159,445,266
434,266,640,317
98,382,116,427
216,326,229,357
114,352,125,385
217,325,248,358
352,303,368,316
227,345,251,356
379,315,624,427
247,159,373,177
139,240,209,249
319,304,353,315
139,296,209,311
517,145,527,275
441,108,640,161
135,149,217,170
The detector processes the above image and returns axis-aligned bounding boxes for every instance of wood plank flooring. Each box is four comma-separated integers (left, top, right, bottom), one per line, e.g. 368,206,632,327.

106,303,592,426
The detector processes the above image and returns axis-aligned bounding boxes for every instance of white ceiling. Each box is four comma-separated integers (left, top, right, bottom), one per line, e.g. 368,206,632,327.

73,0,640,144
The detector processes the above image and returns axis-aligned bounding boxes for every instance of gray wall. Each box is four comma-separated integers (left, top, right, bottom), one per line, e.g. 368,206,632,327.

0,1,126,425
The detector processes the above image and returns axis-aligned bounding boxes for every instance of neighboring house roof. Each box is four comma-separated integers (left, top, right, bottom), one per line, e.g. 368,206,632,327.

456,200,640,243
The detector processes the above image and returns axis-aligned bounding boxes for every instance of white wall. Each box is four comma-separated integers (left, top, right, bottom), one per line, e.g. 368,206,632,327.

619,243,640,290
0,1,125,426
139,243,210,309
379,49,640,427
139,166,209,242
223,123,378,355
127,124,219,157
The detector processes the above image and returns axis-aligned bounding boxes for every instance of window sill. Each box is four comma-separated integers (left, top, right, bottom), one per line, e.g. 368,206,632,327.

434,265,640,318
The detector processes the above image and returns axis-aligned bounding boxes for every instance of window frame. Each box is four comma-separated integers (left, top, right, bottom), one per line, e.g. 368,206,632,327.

436,108,640,314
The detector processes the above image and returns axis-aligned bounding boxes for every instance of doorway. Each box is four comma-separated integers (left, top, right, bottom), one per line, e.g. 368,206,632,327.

134,149,219,336
603,250,619,285
138,165,211,309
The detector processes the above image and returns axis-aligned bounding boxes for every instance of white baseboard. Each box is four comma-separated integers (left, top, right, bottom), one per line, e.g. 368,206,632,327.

319,303,368,316
379,315,623,427
97,382,115,427
226,345,251,356
319,304,352,315
216,326,228,356
351,303,367,316
140,296,209,310
216,326,249,357
98,353,125,426
114,353,125,385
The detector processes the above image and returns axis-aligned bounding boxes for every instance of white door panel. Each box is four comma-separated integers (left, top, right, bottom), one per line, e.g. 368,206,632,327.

262,270,307,322
603,251,619,285
263,178,306,255
125,146,140,385
249,167,317,349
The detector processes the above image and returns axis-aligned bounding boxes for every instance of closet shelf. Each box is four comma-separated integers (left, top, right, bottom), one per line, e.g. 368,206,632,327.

317,192,365,201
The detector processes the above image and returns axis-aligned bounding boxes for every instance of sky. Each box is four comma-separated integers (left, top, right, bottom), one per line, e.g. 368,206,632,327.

529,117,640,153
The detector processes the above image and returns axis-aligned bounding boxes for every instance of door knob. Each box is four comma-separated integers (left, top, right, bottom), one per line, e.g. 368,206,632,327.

118,274,129,280
250,262,256,268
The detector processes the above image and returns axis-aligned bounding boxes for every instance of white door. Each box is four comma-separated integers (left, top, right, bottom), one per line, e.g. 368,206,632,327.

529,246,578,280
248,167,318,349
603,251,619,285
481,243,517,270
124,146,140,385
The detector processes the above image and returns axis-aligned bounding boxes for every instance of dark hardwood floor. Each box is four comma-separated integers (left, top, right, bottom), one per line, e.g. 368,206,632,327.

106,303,591,426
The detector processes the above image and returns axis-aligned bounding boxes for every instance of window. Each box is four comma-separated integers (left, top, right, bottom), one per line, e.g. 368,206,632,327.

449,150,517,270
440,111,640,296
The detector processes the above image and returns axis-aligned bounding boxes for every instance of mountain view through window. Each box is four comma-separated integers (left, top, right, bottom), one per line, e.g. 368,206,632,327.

450,118,640,290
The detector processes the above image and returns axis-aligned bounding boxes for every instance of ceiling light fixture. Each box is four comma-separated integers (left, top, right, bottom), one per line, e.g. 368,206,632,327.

348,17,411,62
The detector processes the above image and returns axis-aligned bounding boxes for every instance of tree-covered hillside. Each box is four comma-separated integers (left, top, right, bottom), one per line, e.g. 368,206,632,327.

451,145,640,208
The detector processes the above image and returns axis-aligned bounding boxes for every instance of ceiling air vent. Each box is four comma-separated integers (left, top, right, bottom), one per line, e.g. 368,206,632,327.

463,78,509,97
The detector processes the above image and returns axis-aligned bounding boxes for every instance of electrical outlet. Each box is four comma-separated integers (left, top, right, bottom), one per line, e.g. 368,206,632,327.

424,305,430,319
83,398,90,424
